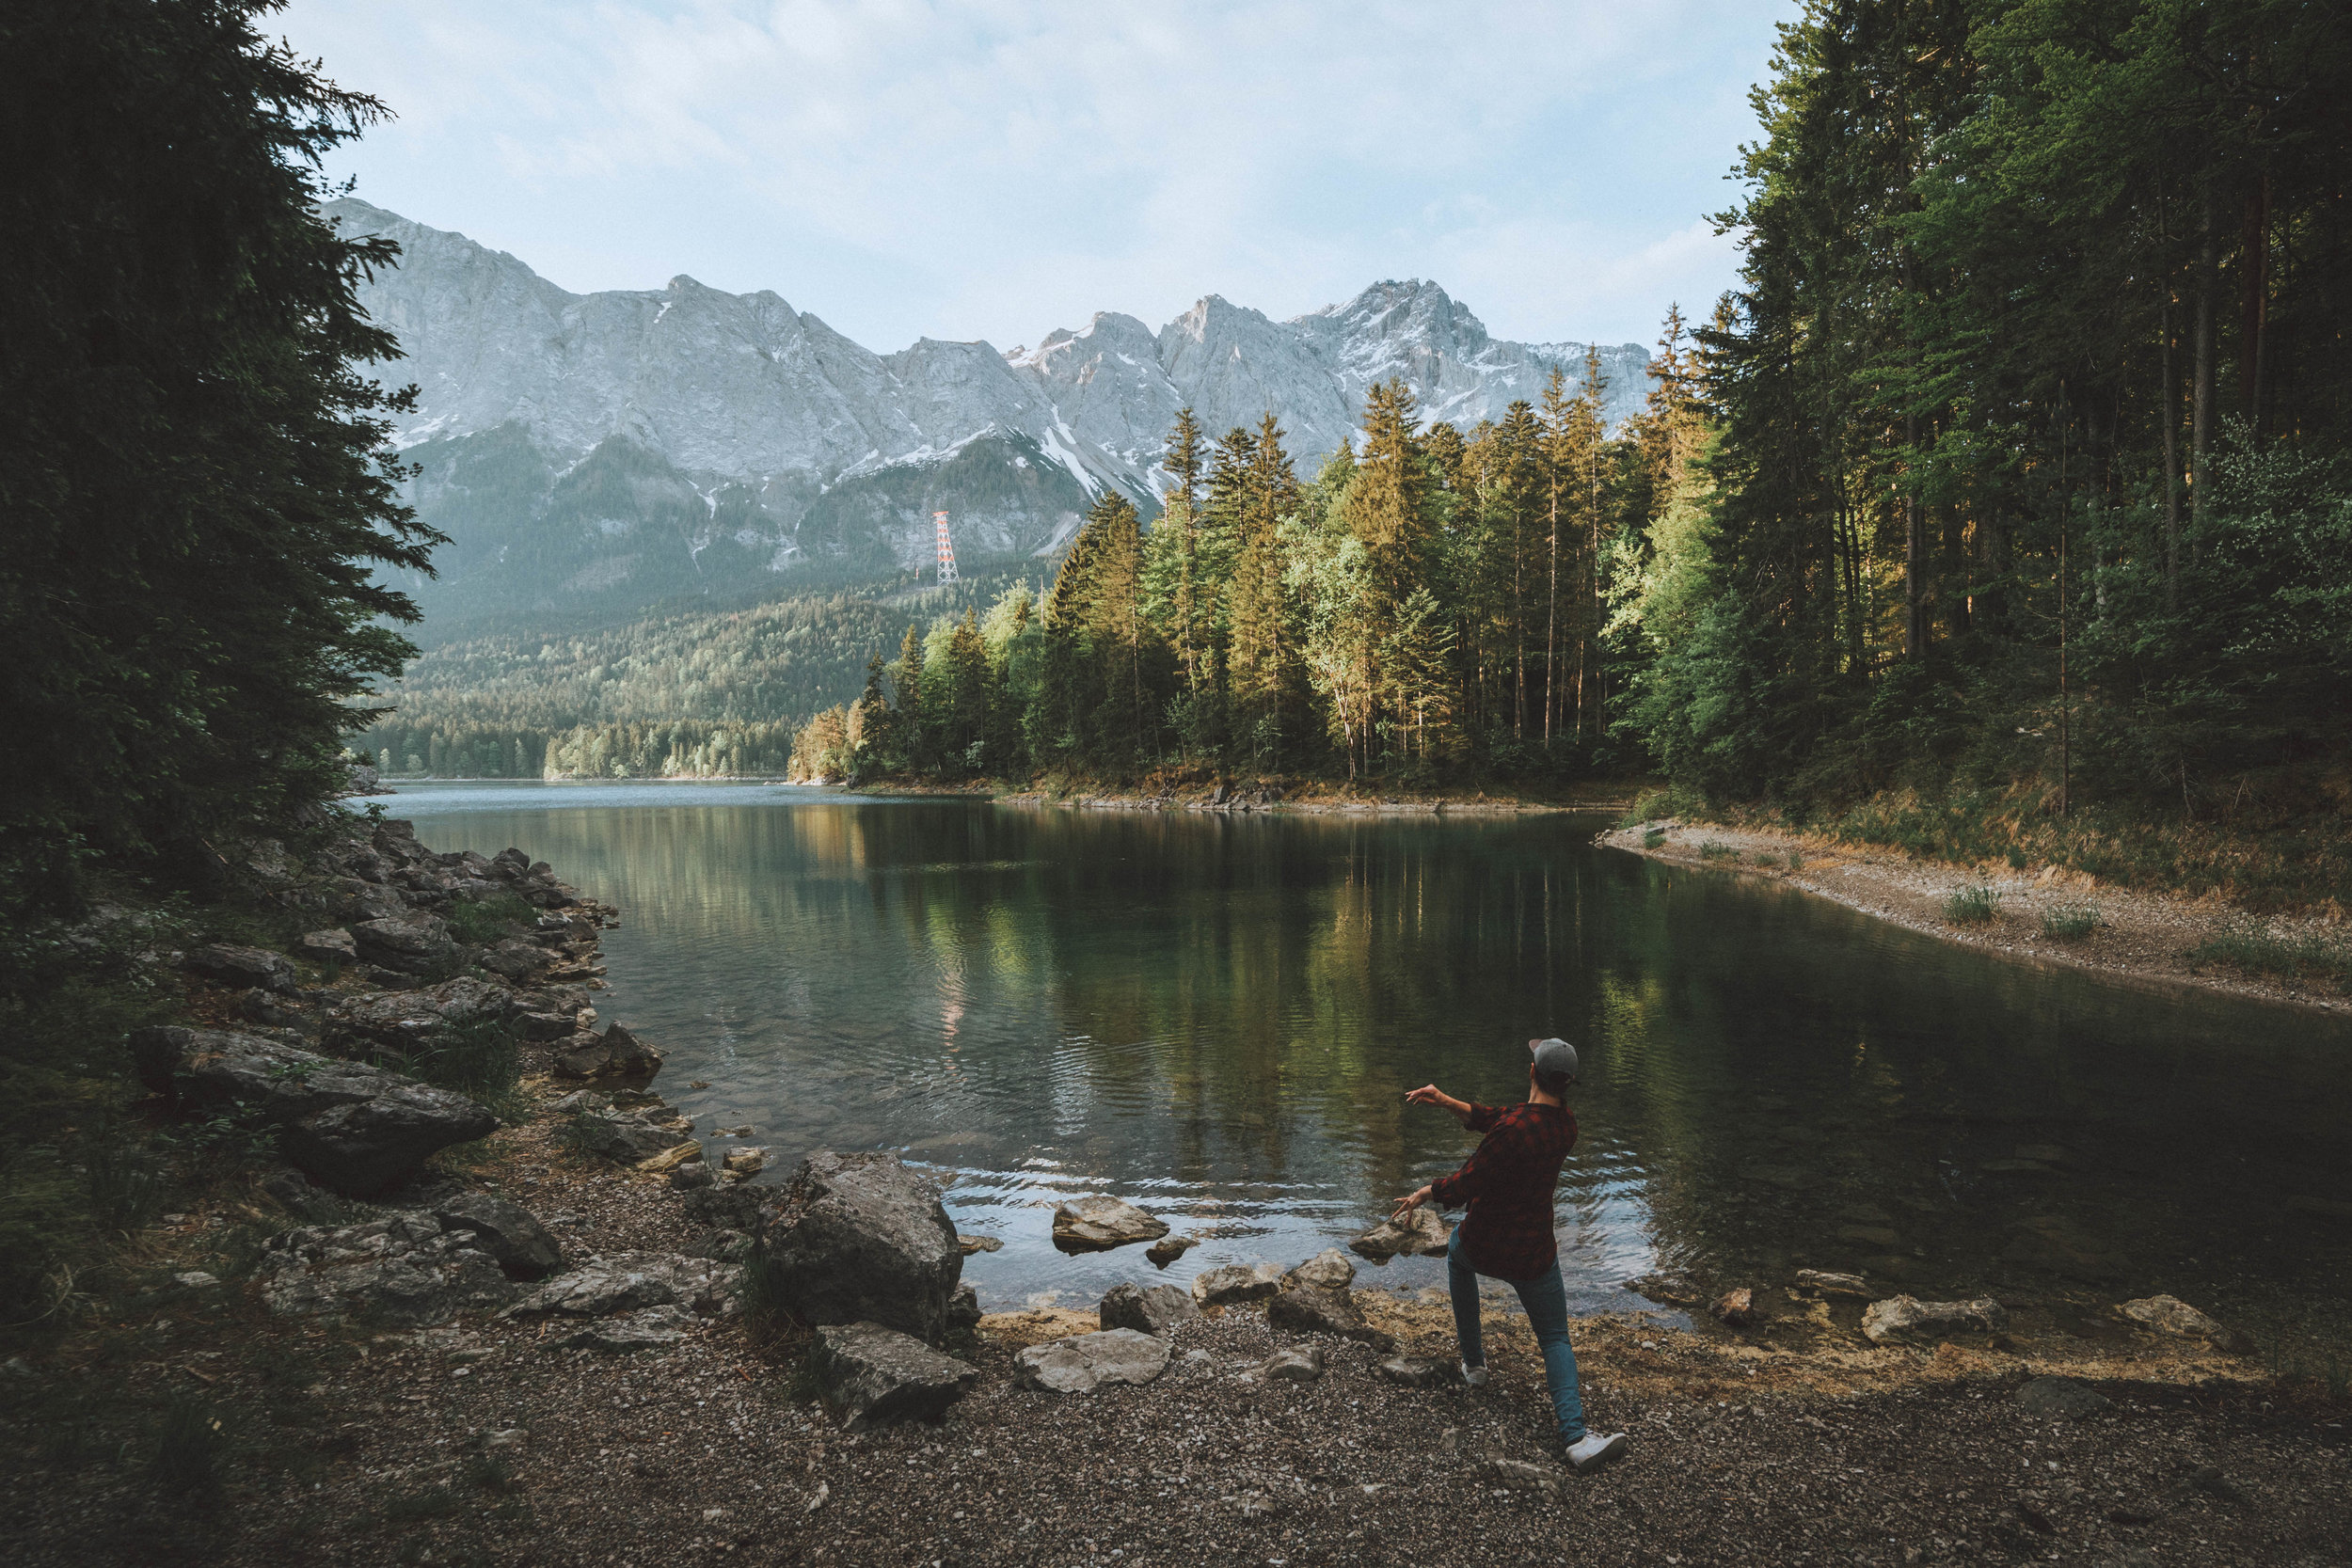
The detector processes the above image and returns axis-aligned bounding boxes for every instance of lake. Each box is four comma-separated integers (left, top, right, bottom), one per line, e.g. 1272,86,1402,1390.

389,782,2352,1342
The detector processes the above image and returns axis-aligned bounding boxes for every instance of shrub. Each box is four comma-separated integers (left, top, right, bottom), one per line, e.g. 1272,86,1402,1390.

1785,849,1804,871
1642,828,1666,850
1942,885,2001,925
444,892,535,947
1698,841,1740,862
2184,920,2352,990
381,1018,525,1124
147,1393,224,1495
2039,901,2101,942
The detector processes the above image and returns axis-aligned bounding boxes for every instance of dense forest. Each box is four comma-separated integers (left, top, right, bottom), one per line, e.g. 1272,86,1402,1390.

790,0,2351,891
2,0,436,911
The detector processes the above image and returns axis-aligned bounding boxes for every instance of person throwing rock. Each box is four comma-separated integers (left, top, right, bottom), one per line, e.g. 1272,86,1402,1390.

1395,1037,1628,1474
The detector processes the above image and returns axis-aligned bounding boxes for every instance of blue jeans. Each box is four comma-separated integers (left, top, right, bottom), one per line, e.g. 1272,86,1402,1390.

1448,1225,1585,1441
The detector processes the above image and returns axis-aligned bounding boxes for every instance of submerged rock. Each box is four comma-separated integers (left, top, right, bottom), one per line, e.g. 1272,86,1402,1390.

1712,1287,1757,1327
1012,1328,1171,1393
1099,1281,1199,1337
131,1026,497,1196
1051,1196,1170,1252
1794,1269,1872,1299
1144,1235,1198,1267
812,1322,979,1429
1860,1294,2008,1345
753,1149,962,1344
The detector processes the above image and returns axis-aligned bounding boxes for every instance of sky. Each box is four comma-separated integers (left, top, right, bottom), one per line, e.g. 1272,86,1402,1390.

276,1,1788,356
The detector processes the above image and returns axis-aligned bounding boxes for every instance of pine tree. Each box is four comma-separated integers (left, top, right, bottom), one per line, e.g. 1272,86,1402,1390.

1226,415,1300,768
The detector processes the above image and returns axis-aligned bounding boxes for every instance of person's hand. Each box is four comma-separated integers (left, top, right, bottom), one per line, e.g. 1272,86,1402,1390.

1391,1184,1432,1220
1405,1084,1449,1108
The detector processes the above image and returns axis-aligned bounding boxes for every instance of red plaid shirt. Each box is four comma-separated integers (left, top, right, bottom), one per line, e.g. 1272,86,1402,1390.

1427,1101,1576,1281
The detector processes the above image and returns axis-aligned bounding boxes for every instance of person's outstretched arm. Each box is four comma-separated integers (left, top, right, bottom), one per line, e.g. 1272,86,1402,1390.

1405,1084,1475,1125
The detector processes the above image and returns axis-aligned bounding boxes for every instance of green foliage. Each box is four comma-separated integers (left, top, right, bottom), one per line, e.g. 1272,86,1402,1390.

2039,902,2101,942
0,1,444,919
147,1394,225,1496
1942,886,2002,926
1698,841,1740,863
2184,921,2352,992
1642,828,1667,850
379,1018,526,1125
443,891,534,946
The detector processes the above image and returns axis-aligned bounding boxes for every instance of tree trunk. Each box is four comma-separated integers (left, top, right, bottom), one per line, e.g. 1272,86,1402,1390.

2161,290,2181,610
2191,192,2216,529
1903,414,1926,659
2240,173,2270,437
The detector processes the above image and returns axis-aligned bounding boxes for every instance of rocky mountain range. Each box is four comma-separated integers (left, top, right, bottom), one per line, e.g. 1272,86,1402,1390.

325,199,1648,636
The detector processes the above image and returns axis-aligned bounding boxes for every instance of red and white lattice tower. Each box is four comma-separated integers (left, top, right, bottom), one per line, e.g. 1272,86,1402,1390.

932,510,958,584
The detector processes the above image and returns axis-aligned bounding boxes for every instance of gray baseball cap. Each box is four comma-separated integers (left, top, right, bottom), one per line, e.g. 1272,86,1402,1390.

1530,1037,1580,1081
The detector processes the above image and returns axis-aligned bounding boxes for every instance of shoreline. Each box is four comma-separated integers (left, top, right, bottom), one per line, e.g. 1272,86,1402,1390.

1597,817,2350,1017
8,816,2343,1566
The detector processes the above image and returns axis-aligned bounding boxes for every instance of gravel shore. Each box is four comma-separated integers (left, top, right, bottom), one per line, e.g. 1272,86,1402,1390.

1597,819,2349,1017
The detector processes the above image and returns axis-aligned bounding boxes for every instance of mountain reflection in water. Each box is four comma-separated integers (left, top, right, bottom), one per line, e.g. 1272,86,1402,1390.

390,783,2352,1341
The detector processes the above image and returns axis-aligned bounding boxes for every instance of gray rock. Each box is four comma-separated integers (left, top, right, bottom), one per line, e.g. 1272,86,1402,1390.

260,1211,516,1325
1348,1205,1451,1261
695,1229,755,1264
947,1282,981,1333
1260,1346,1325,1383
502,1252,743,1319
1144,1235,1198,1267
172,1271,221,1291
296,928,359,964
957,1234,1003,1256
322,975,520,1059
1282,1248,1357,1291
130,1026,497,1196
479,940,555,982
184,942,301,996
1050,1196,1170,1252
1012,1328,1171,1393
1099,1281,1199,1337
1266,1285,1396,1350
1191,1262,1283,1307
811,1322,979,1430
669,1160,717,1191
551,1305,693,1353
1462,1456,1564,1496
348,914,456,975
432,1193,564,1279
1860,1294,2009,1346
568,1109,691,1165
2014,1376,2112,1420
1794,1269,1872,1298
1375,1355,1459,1387
2117,1294,2234,1345
753,1149,962,1344
552,1023,666,1082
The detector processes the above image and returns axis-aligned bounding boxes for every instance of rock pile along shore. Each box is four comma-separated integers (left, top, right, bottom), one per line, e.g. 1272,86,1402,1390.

6,813,2330,1568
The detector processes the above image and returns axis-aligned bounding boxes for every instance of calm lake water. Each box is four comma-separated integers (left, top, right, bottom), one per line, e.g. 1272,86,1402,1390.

389,782,2352,1338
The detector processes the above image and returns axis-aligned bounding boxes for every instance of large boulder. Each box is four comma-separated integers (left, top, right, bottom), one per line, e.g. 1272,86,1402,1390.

1050,1196,1170,1253
348,913,456,975
811,1323,980,1430
131,1026,497,1195
433,1193,564,1279
1267,1285,1396,1350
1283,1248,1357,1291
568,1109,694,1165
1099,1281,1199,1337
1860,1294,2009,1346
259,1211,516,1325
754,1150,961,1344
322,976,519,1059
1012,1329,1171,1393
1349,1205,1451,1261
501,1253,744,1319
183,943,301,996
1192,1262,1283,1307
551,1024,665,1081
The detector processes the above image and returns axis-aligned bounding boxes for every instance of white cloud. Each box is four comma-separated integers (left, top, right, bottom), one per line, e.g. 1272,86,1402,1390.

278,0,1786,351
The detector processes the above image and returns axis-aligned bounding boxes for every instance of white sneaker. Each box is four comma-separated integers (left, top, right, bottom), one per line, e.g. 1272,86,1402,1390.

1565,1432,1629,1473
1458,1360,1489,1388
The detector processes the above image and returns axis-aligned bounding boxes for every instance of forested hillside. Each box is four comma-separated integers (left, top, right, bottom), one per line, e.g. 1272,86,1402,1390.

787,0,2351,910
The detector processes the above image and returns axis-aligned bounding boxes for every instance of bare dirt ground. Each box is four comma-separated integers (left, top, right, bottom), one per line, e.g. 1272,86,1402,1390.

5,1085,2347,1568
1597,818,2350,1017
